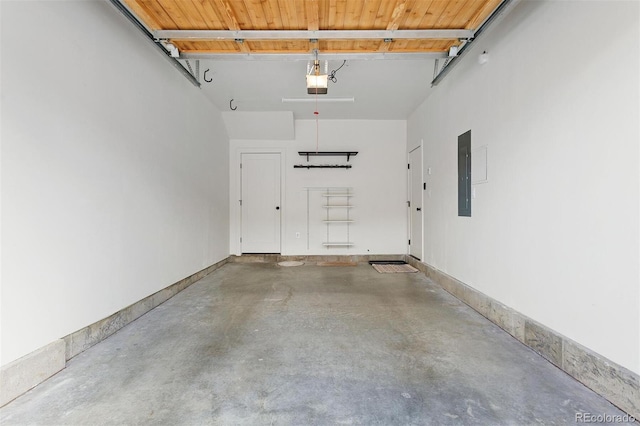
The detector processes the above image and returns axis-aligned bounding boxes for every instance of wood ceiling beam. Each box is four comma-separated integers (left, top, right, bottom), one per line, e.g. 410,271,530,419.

387,0,409,31
378,0,410,52
154,29,474,40
235,40,251,53
306,0,320,32
378,39,392,52
306,0,319,54
211,0,250,53
213,0,241,29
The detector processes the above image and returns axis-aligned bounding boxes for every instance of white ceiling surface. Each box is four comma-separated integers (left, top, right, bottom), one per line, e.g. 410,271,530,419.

194,58,436,120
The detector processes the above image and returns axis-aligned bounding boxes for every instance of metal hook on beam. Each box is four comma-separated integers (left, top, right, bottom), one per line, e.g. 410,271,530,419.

203,69,212,83
230,99,237,111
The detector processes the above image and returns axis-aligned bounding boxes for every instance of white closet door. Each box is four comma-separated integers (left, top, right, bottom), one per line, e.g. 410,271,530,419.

409,146,423,260
241,153,281,253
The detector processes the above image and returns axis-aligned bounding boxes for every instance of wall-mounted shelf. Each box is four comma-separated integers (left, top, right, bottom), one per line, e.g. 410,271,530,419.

322,188,353,248
298,151,358,162
294,151,358,169
294,165,352,169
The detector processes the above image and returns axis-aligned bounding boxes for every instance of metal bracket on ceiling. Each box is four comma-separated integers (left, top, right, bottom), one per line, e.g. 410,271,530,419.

185,60,195,77
107,0,200,88
431,0,522,86
158,38,179,57
184,59,202,82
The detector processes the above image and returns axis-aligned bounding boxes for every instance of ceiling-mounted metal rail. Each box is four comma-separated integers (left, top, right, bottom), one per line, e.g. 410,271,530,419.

181,52,447,61
107,0,200,88
431,0,522,86
154,29,475,41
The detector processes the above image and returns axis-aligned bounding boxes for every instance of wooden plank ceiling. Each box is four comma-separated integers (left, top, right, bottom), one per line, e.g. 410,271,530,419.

122,0,504,56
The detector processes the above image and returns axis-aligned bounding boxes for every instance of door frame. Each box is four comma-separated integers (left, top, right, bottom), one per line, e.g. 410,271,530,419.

407,141,424,260
231,148,286,256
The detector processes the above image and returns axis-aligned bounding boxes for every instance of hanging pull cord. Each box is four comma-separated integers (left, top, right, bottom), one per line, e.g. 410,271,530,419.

314,60,320,153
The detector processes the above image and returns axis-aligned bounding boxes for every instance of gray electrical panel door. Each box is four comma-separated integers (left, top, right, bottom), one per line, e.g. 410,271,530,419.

458,130,471,217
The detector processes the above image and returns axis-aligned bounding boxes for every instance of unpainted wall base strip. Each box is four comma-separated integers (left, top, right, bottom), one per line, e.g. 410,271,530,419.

0,257,229,407
229,254,405,263
63,257,229,361
403,255,640,418
0,340,65,407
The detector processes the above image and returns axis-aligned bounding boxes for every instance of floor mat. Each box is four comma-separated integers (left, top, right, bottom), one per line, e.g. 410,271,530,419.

371,263,418,273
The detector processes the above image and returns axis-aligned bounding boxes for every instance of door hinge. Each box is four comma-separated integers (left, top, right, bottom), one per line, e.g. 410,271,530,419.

407,200,410,207
407,163,410,169
240,163,242,168
239,200,242,206
240,237,242,243
423,182,426,190
408,239,411,245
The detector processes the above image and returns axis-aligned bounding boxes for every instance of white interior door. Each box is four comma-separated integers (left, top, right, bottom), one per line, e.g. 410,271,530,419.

241,153,281,253
409,146,423,260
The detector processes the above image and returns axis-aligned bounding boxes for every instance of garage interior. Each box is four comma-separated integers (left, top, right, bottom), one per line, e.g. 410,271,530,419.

1,0,639,424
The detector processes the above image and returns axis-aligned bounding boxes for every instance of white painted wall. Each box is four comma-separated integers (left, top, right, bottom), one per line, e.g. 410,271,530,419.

408,1,640,374
222,111,295,140
230,119,407,256
0,1,229,365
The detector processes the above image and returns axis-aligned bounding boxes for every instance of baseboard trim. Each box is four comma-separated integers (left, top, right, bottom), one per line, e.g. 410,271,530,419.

0,340,66,407
63,257,230,360
229,254,405,263
0,257,229,407
9,255,636,416
404,255,640,418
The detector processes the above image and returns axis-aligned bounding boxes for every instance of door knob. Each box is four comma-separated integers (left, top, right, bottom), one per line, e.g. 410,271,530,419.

276,206,280,210
416,207,422,211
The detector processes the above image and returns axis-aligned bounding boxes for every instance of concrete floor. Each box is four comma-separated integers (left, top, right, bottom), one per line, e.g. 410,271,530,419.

0,263,628,425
